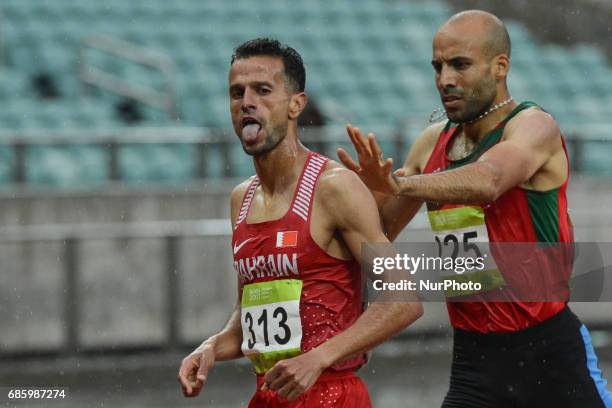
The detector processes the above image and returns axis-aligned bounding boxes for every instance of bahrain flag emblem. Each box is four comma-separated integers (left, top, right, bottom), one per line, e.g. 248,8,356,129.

276,231,298,248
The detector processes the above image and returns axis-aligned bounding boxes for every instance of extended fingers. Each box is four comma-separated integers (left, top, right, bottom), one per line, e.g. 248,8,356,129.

346,125,361,154
367,133,384,161
346,124,370,155
382,158,394,174
337,148,361,172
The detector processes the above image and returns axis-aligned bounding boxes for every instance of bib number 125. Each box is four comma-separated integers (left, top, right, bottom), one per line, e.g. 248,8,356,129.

434,230,483,259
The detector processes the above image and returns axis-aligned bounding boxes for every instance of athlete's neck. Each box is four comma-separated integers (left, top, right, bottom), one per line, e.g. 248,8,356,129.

253,132,309,196
462,92,516,142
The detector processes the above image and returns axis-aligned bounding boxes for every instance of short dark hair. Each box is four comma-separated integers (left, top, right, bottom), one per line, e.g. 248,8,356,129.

231,38,306,93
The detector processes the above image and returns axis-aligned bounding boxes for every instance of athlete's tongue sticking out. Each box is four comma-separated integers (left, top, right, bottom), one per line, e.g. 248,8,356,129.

242,123,261,144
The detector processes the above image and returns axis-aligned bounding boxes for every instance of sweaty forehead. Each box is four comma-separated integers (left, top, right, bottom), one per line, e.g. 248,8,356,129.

229,56,285,85
433,22,488,59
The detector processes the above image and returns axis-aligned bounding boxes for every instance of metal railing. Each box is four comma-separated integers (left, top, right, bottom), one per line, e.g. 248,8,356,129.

0,123,609,187
0,127,220,183
0,125,406,185
77,34,179,119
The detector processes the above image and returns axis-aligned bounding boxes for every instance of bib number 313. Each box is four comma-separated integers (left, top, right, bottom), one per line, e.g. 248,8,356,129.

241,279,303,373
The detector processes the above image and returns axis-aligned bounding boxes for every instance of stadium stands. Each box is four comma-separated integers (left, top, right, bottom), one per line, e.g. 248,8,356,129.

0,0,611,186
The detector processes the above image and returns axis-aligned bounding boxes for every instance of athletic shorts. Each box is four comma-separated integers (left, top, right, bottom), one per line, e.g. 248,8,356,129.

248,369,371,408
442,306,612,408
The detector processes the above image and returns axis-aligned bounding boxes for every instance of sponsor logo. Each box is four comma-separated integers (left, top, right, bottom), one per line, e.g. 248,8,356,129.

233,237,254,255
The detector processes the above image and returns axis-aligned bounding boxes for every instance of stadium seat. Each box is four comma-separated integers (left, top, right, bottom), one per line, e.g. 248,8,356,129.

0,0,611,186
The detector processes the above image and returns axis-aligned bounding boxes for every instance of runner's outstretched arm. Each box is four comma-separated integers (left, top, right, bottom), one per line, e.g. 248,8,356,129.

340,111,560,205
397,111,559,203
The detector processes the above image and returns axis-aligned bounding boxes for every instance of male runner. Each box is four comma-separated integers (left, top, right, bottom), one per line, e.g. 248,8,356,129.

178,38,422,407
338,10,612,408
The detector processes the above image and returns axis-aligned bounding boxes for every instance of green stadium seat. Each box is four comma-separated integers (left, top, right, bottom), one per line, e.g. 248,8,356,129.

117,145,152,183
26,147,81,187
0,71,29,99
0,113,22,131
148,144,198,183
202,98,232,129
68,144,109,185
0,0,611,186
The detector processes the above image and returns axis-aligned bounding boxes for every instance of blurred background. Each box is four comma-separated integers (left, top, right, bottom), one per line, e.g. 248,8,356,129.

0,0,611,407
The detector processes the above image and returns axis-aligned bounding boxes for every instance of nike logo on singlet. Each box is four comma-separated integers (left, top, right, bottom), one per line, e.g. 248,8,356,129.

233,237,254,255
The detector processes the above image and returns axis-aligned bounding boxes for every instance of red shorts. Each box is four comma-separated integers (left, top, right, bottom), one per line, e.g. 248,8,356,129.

248,369,372,408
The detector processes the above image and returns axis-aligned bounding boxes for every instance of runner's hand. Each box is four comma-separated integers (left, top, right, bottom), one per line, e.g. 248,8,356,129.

178,344,215,397
262,350,327,401
337,124,400,195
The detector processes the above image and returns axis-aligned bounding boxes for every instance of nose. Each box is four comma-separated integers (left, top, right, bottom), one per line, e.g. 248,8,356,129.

241,87,257,113
438,65,457,90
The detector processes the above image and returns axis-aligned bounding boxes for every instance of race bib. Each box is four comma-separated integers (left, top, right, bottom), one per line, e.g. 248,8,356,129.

241,279,303,373
428,206,505,297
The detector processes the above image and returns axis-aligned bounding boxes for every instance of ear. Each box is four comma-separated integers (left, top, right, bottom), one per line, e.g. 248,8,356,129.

493,54,510,80
288,92,307,120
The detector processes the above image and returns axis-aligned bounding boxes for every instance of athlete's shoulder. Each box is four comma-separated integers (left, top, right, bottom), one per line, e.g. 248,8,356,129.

313,159,369,203
423,120,448,138
505,105,561,143
402,121,446,173
318,159,365,189
414,121,447,152
314,158,379,226
230,175,257,224
231,175,257,201
510,103,558,125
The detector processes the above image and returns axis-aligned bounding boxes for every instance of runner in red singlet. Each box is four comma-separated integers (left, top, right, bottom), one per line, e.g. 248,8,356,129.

339,9,612,408
178,38,423,407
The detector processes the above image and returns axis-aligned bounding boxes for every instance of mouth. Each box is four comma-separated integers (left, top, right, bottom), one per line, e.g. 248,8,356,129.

241,116,261,127
442,94,462,103
241,116,262,144
442,95,462,109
